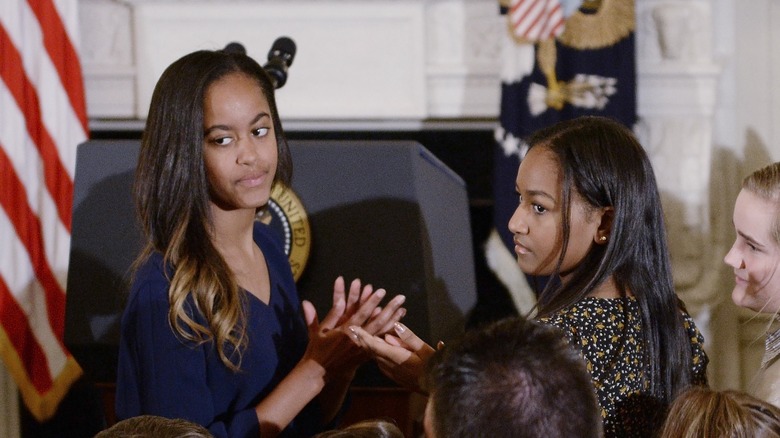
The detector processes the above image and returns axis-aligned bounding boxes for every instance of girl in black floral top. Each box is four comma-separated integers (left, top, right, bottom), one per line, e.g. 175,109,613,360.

510,116,708,437
350,116,708,438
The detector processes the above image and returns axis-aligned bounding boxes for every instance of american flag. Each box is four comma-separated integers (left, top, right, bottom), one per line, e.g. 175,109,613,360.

0,0,86,421
508,0,565,42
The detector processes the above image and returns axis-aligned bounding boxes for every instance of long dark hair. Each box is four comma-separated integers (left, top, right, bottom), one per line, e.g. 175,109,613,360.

530,116,693,405
133,49,292,370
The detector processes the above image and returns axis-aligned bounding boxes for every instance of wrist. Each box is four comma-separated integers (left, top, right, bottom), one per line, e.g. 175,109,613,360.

294,358,327,390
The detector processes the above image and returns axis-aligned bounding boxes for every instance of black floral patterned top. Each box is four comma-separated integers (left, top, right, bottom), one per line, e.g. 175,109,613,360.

538,297,708,438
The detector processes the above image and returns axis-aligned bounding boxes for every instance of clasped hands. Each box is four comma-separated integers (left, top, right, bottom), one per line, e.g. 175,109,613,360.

349,320,435,394
302,276,436,393
301,276,407,381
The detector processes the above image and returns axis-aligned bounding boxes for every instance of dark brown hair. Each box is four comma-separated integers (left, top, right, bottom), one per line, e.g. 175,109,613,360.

133,49,292,370
425,317,602,438
527,116,695,406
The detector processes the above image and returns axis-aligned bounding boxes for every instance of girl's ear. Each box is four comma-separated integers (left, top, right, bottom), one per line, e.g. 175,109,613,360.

594,207,615,245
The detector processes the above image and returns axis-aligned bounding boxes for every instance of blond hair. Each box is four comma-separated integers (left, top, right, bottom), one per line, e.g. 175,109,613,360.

313,419,404,438
95,415,213,438
743,162,780,244
659,387,780,438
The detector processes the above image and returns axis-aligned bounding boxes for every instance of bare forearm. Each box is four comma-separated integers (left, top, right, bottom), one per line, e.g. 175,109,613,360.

255,359,326,437
318,368,357,422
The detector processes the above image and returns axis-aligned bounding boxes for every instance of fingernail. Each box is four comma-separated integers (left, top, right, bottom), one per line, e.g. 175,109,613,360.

348,326,359,339
399,308,406,318
397,295,406,304
394,322,406,334
376,289,386,298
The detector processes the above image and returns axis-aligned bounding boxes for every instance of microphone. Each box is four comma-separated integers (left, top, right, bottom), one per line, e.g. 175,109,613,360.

221,37,297,89
263,36,296,89
222,42,247,55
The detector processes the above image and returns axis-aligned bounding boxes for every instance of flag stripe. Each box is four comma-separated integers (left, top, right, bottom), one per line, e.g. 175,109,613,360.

510,2,539,35
0,144,67,342
0,0,85,420
0,203,68,386
0,73,72,282
544,19,565,40
1,0,86,174
539,3,563,38
25,0,88,132
0,2,81,168
0,277,54,392
0,24,74,229
509,0,564,41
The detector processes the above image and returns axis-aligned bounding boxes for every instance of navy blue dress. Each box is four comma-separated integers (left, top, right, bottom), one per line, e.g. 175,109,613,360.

115,223,324,437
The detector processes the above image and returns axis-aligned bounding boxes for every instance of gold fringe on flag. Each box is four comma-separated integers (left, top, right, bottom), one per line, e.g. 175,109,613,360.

0,328,83,422
559,0,635,50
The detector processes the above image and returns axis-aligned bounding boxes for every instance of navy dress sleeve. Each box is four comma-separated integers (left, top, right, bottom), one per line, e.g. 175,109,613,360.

115,222,324,438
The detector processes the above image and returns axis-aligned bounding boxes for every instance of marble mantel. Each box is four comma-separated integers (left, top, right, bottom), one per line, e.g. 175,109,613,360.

80,0,504,126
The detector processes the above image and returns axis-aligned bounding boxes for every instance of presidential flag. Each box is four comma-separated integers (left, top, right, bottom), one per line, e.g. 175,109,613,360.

487,0,637,313
0,0,87,421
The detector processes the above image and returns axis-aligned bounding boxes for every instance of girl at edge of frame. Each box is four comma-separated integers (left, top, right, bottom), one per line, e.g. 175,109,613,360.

114,48,406,438
349,115,709,438
725,161,780,408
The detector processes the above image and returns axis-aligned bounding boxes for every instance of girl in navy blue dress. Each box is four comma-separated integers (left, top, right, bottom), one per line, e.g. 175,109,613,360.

115,49,406,438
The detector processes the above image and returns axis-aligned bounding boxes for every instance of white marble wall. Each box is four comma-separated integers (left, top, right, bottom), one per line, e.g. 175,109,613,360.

80,0,505,128
634,0,722,359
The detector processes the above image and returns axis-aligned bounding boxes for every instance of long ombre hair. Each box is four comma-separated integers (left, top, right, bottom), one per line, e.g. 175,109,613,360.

133,49,292,371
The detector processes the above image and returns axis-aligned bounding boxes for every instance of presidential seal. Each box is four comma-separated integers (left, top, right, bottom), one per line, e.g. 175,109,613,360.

255,184,311,281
